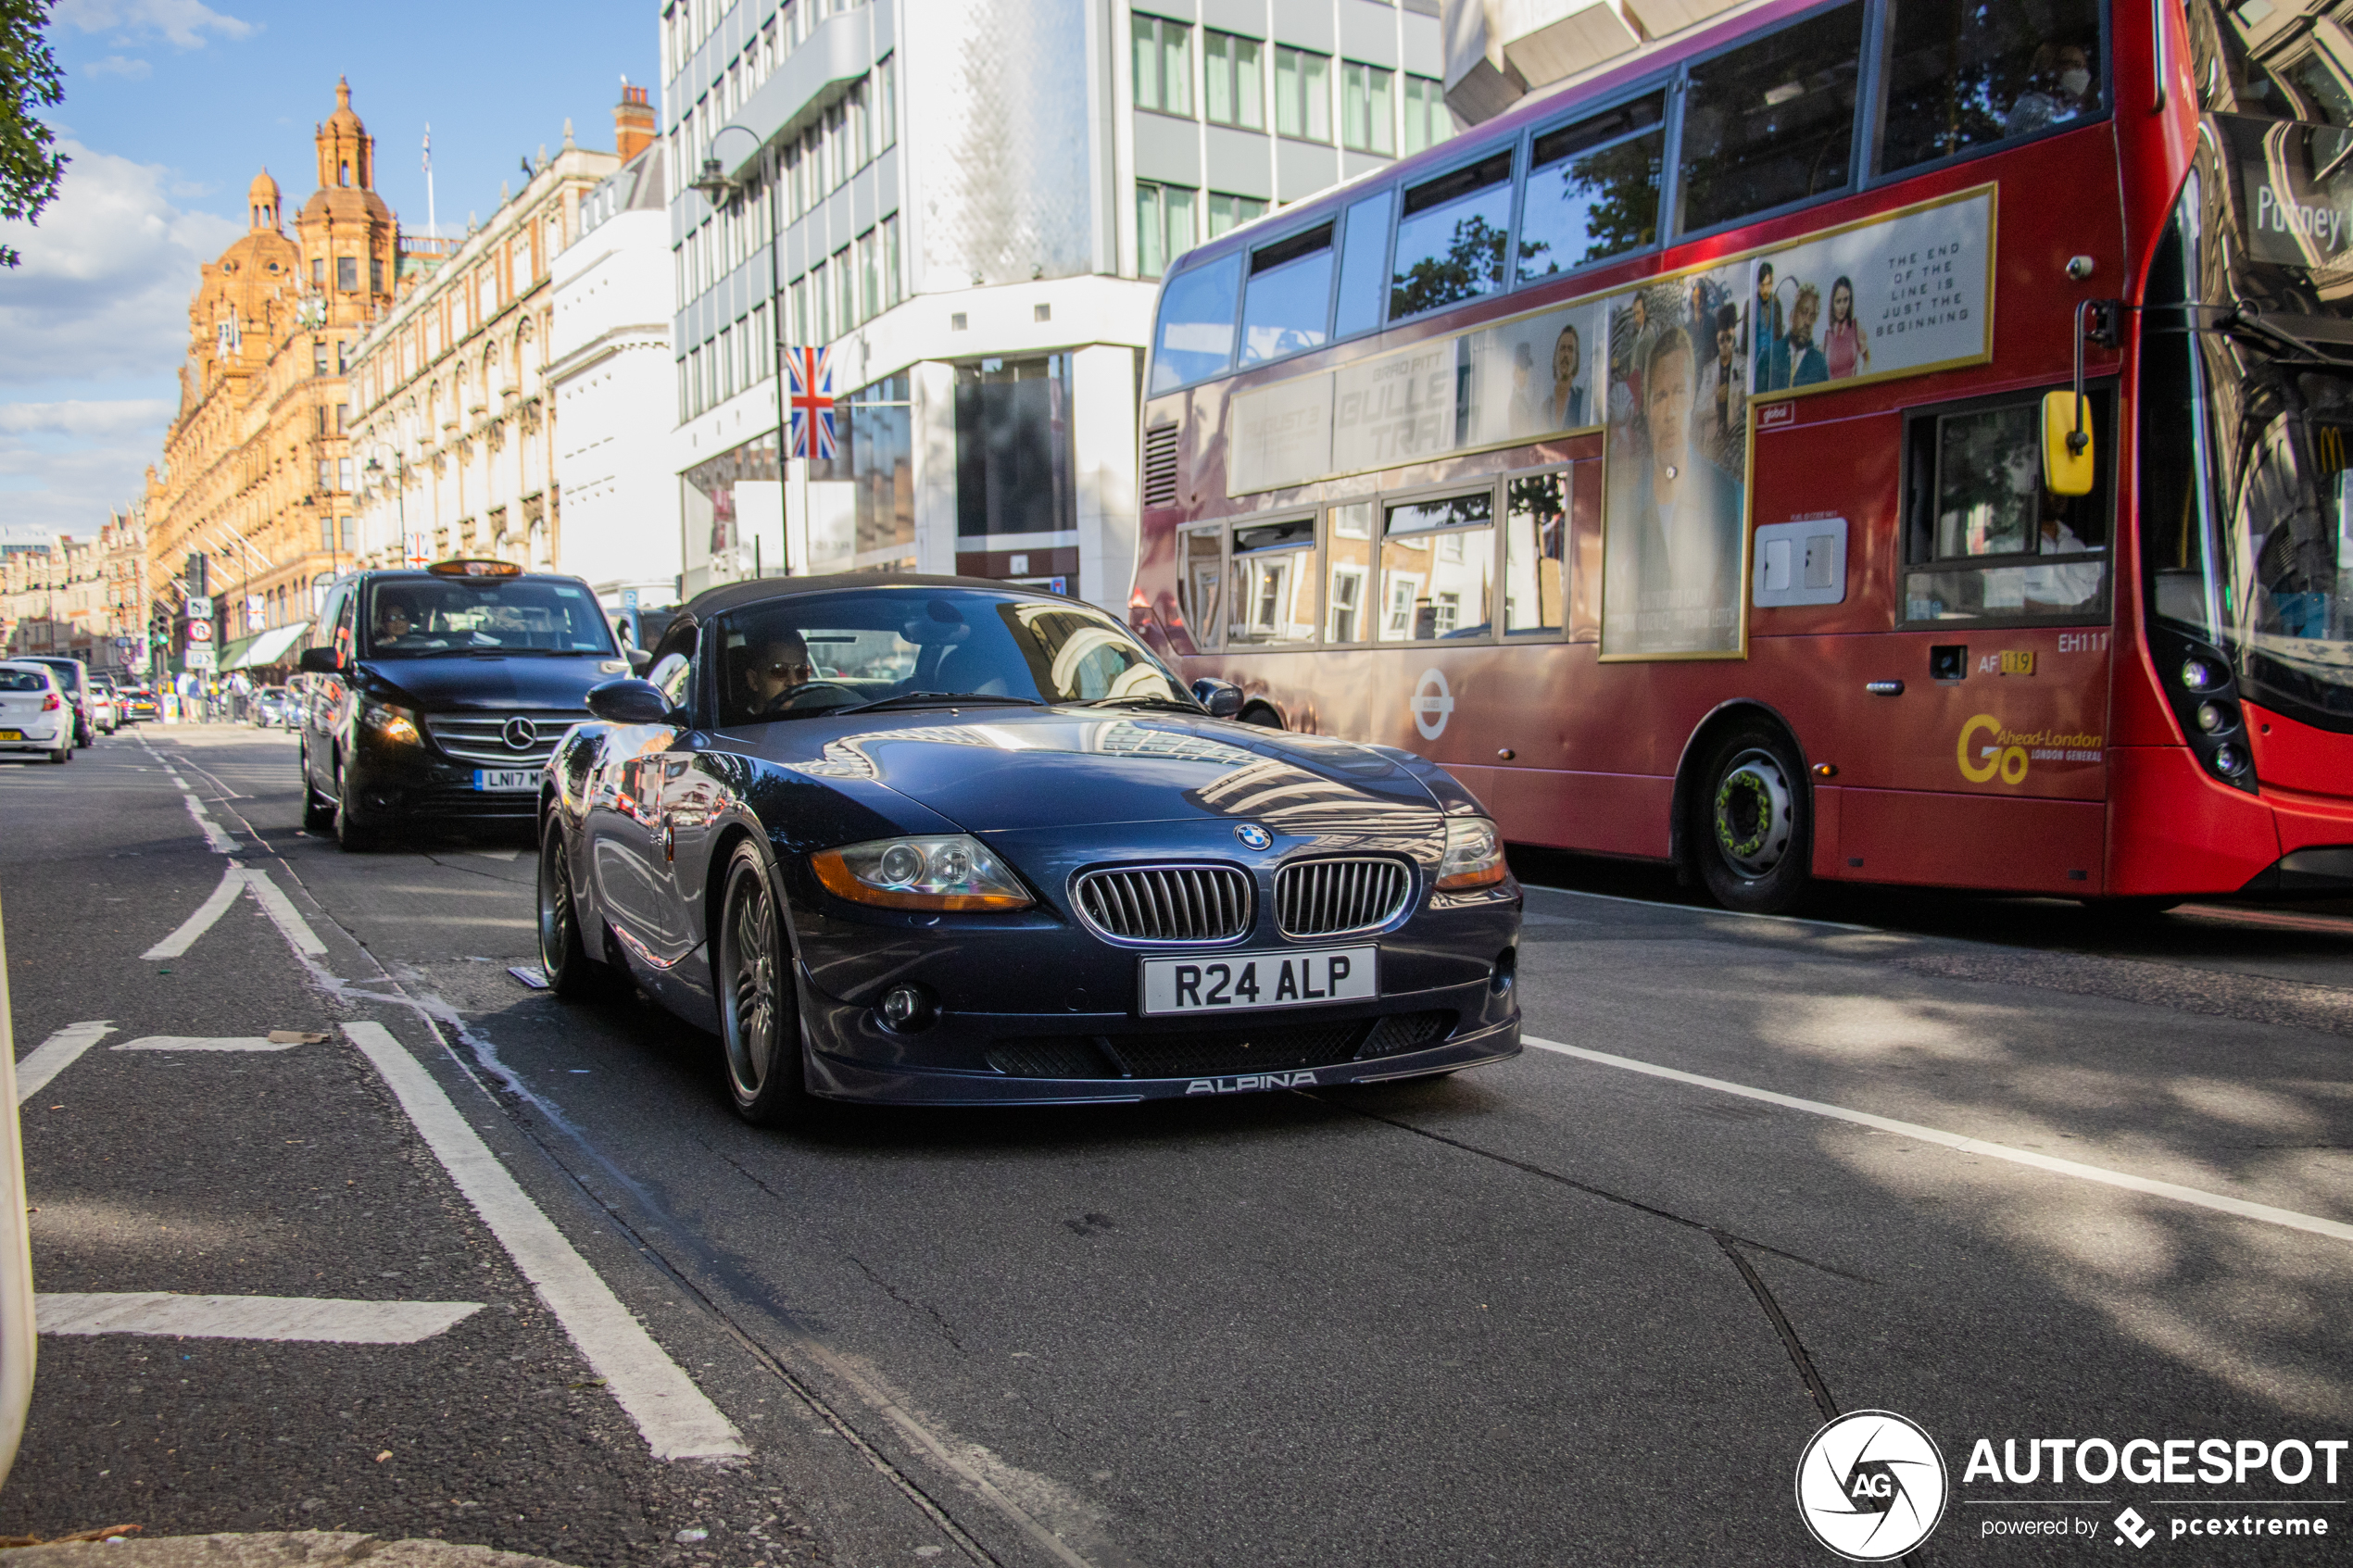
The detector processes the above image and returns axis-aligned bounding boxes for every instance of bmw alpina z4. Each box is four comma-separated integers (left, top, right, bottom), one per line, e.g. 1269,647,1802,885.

536,575,1522,1123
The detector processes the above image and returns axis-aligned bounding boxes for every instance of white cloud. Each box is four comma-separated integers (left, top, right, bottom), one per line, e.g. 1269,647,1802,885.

0,143,236,528
0,399,175,438
83,54,153,78
54,0,253,48
0,139,239,385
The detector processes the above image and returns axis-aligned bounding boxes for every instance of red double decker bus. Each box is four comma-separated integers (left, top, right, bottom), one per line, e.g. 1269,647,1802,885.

1128,0,2353,913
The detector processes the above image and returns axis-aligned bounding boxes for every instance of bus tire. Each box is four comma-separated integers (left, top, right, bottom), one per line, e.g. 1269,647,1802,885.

1694,721,1810,915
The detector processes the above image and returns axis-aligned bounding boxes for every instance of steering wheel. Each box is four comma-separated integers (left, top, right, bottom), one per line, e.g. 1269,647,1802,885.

764,681,858,713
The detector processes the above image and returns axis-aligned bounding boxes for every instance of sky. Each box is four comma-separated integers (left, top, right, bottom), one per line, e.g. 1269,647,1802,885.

0,0,661,536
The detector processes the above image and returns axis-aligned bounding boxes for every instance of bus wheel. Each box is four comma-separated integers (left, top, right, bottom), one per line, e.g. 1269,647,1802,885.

1696,723,1810,915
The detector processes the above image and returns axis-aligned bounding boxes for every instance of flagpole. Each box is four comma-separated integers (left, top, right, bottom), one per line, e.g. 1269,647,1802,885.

422,125,437,239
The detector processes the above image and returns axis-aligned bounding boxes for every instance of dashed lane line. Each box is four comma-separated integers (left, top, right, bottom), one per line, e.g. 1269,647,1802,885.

37,1293,483,1343
1522,1035,2353,1247
342,1021,747,1461
115,1035,302,1053
14,1022,112,1103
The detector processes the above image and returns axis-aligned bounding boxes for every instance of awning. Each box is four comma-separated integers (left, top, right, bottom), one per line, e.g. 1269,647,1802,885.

221,621,310,671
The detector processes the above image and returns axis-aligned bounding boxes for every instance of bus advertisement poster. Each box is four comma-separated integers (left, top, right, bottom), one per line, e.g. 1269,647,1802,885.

1599,188,1994,659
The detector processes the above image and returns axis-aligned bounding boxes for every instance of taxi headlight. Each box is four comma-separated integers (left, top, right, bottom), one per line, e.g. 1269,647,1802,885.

811,834,1033,911
361,701,422,746
1435,816,1507,890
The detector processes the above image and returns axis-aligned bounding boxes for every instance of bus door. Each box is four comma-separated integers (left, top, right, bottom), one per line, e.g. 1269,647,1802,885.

1830,389,2117,887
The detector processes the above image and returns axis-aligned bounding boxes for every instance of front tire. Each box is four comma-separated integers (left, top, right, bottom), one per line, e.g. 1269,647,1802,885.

1694,721,1811,915
334,765,376,852
715,841,814,1127
536,824,614,998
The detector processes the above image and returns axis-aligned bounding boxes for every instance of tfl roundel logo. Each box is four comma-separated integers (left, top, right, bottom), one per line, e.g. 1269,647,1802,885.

1234,823,1273,850
1794,1410,1948,1561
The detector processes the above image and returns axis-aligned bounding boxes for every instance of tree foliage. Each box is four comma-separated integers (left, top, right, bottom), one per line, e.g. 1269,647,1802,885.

0,0,65,269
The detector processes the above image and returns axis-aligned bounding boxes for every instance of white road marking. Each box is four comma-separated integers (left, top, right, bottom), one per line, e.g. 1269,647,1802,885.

469,849,521,862
1522,883,1879,935
1522,1035,2353,1247
37,1292,482,1343
14,1022,112,1103
181,791,239,853
245,866,327,955
114,1035,300,1053
341,1022,746,1461
142,863,249,960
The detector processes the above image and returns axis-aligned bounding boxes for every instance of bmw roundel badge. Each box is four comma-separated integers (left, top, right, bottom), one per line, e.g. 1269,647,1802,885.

1235,823,1273,850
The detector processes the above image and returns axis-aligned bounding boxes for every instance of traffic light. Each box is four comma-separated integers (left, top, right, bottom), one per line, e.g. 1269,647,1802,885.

183,553,208,598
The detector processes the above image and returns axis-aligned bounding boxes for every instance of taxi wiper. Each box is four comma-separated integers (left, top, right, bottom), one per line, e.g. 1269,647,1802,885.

1075,695,1205,713
826,690,1048,715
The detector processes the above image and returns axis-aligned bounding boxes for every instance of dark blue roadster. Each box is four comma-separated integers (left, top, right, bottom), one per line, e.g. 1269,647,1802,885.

535,575,1522,1123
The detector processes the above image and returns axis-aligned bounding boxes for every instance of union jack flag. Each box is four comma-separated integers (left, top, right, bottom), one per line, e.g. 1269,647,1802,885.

786,345,837,461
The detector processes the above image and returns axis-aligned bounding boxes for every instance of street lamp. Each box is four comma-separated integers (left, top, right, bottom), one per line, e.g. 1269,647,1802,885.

362,446,408,567
688,124,761,205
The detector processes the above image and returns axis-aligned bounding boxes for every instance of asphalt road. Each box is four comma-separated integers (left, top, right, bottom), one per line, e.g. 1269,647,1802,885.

6,720,2353,1566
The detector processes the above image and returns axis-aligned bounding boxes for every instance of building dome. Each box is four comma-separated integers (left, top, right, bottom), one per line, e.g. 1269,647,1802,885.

247,168,281,231
326,76,363,136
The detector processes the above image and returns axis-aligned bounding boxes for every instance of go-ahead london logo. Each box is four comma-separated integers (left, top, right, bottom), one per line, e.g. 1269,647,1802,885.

1795,1410,1951,1561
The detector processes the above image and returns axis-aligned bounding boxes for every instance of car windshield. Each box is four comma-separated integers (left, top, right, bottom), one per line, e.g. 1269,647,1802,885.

363,578,615,658
715,588,1190,726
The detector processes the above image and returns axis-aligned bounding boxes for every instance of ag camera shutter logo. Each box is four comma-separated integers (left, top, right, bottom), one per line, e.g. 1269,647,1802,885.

1794,1410,1949,1561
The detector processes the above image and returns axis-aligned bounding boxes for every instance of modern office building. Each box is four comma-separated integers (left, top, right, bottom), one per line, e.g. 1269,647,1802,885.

663,0,1449,609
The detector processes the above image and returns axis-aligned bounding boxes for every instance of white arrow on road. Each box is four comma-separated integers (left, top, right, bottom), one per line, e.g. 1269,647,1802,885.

142,863,325,960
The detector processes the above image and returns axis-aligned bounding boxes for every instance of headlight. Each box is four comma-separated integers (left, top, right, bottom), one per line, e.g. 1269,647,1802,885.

361,701,422,746
811,834,1034,910
1434,816,1507,890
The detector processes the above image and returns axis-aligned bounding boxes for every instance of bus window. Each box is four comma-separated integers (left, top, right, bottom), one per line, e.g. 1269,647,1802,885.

1390,149,1516,321
1516,91,1665,285
1179,528,1224,651
1879,0,2105,174
1379,491,1496,640
1902,393,2110,622
1504,472,1568,634
1229,517,1319,646
1239,221,1338,367
1677,1,1863,235
1327,501,1376,642
1149,253,1243,394
1332,191,1394,340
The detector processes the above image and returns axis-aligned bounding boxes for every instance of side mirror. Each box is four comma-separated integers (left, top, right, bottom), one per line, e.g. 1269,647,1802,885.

1191,677,1244,718
2041,391,2095,496
585,678,678,727
297,646,342,675
626,647,653,675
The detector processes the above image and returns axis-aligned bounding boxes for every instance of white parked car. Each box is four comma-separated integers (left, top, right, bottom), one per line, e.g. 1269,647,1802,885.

0,662,72,763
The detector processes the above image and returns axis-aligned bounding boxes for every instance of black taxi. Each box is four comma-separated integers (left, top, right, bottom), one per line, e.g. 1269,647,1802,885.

296,559,645,849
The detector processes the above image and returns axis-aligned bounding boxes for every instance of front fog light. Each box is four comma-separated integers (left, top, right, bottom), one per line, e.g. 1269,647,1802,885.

2209,743,2246,776
878,984,936,1031
1436,816,1507,890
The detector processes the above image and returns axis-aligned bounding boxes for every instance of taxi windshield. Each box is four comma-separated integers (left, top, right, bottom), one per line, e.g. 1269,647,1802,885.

364,578,615,658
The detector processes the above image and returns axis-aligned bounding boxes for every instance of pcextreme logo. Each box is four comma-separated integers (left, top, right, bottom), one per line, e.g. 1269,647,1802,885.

1956,714,2105,784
